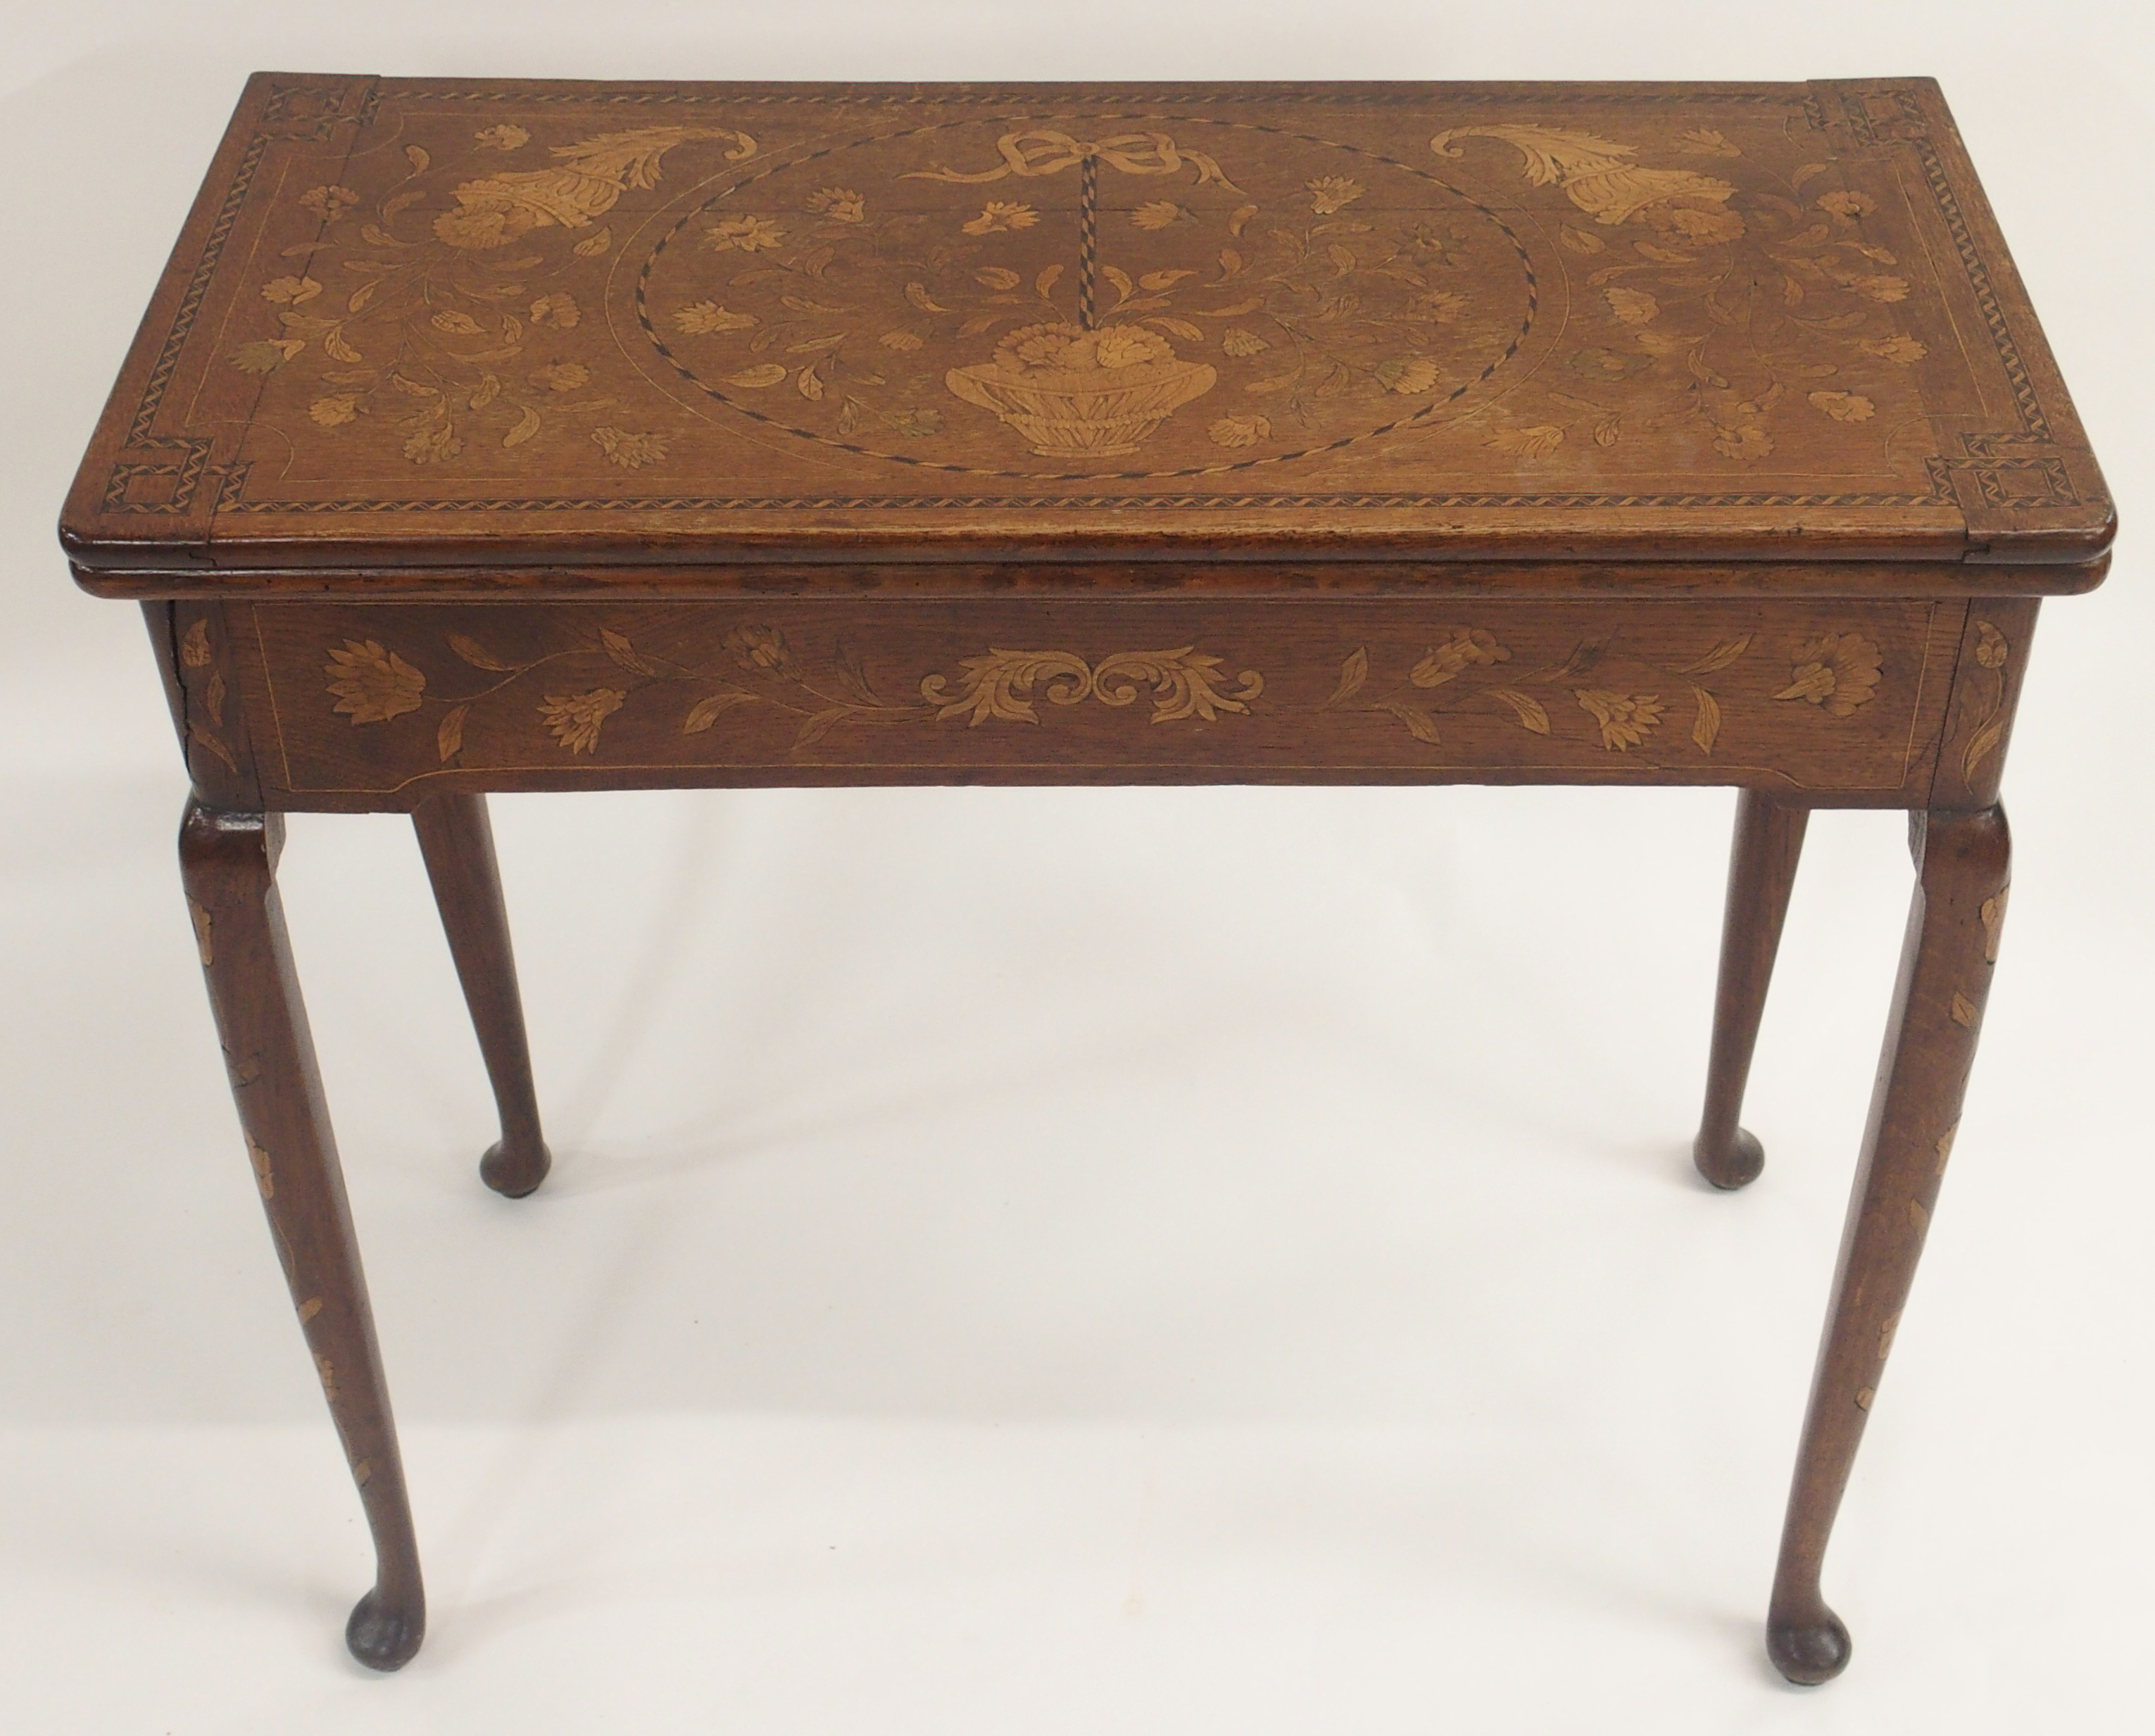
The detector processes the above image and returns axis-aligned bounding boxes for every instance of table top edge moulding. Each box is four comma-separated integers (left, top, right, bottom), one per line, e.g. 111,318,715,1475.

58,70,2115,1687
61,72,2114,591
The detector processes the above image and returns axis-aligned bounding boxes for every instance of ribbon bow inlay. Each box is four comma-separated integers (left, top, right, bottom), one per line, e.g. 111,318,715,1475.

903,128,1242,190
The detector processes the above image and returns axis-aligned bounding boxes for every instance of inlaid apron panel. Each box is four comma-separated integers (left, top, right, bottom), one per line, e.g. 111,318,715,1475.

233,598,1961,800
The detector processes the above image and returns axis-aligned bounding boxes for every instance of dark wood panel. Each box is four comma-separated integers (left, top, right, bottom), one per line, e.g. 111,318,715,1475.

230,596,1961,806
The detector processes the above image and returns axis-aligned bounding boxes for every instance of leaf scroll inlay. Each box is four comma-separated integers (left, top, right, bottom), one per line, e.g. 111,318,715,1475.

1690,685,1722,753
919,648,1262,725
1980,889,2009,964
303,612,1902,772
436,704,470,763
1961,620,2012,782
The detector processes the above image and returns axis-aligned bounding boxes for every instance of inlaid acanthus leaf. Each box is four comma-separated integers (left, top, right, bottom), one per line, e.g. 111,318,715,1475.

1679,634,1751,675
915,647,1258,727
681,690,758,734
437,703,470,762
447,631,518,672
601,627,660,675
1483,688,1551,734
1091,650,1262,722
1962,717,2006,780
190,726,239,773
1374,699,1442,745
794,706,856,750
1690,684,1721,753
922,650,1092,725
1325,646,1370,707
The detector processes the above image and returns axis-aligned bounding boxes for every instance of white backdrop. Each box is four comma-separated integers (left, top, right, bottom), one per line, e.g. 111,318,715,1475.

2,4,2148,1730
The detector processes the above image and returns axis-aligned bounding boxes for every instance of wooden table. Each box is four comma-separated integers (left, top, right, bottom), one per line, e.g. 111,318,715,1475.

61,73,2111,1681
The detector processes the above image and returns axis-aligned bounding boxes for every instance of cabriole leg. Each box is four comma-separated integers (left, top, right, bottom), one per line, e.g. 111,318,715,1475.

179,800,426,1671
1694,791,1810,1188
412,793,552,1197
1766,803,2011,1683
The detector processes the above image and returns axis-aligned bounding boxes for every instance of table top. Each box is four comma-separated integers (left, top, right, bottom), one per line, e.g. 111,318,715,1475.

63,74,2112,587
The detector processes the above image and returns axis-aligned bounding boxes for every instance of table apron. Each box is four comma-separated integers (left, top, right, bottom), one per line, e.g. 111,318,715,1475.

161,595,1995,812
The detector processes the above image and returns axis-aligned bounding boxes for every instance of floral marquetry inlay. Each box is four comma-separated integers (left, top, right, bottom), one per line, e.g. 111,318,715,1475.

228,108,1944,481
1314,624,1878,755
287,605,1925,793
234,129,748,470
1959,619,2013,782
75,77,2109,574
922,648,1264,725
316,622,1268,759
634,119,1541,476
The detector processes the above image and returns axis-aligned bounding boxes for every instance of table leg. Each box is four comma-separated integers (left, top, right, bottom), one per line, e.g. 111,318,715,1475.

179,800,426,1671
1766,803,2010,1683
1694,792,1809,1189
413,793,552,1197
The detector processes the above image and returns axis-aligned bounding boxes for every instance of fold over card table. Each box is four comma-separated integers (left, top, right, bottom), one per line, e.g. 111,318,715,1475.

61,73,2113,1680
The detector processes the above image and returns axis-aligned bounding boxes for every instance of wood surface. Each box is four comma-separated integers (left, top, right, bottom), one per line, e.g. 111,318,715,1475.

411,793,552,1195
81,555,2111,605
61,75,2113,580
71,71,2112,1682
1693,791,1809,1188
164,595,1975,810
177,801,425,1671
1767,803,2011,1683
